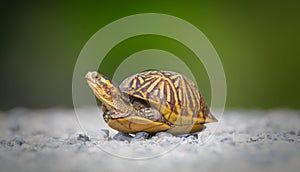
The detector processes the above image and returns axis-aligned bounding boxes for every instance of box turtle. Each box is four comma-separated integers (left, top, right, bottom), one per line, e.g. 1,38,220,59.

85,70,217,140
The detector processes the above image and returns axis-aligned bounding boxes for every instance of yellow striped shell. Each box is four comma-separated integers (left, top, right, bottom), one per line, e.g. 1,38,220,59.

120,71,217,134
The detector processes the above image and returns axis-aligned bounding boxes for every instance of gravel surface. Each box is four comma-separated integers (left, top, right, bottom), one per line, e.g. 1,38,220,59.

0,107,299,172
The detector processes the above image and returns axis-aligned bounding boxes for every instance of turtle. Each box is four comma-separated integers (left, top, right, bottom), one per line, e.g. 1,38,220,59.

85,70,217,141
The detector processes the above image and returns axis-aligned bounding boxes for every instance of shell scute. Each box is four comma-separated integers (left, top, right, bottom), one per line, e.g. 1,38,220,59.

120,71,217,125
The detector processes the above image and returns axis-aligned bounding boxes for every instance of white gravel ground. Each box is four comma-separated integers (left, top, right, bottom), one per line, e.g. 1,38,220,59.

0,107,299,172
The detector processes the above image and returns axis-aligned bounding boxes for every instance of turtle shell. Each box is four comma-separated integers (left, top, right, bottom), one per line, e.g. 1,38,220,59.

120,71,217,131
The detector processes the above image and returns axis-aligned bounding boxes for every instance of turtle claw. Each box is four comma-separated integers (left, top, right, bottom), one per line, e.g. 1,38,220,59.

113,132,133,142
186,135,199,144
192,133,198,139
176,133,199,144
132,132,150,141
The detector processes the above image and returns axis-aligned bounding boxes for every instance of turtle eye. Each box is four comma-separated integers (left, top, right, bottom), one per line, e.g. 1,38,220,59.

90,72,99,79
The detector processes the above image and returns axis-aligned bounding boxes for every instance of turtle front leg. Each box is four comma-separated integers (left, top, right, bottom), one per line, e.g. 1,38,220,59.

142,108,165,122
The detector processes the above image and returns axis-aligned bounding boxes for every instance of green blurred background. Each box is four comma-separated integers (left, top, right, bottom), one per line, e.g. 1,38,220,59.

1,1,299,110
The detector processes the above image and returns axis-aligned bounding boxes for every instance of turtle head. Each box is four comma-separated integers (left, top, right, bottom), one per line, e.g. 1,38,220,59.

85,71,129,111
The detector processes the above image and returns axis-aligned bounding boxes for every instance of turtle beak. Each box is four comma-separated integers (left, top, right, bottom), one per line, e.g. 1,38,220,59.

85,71,98,83
85,71,125,111
85,71,102,94
85,71,110,103
85,71,91,79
